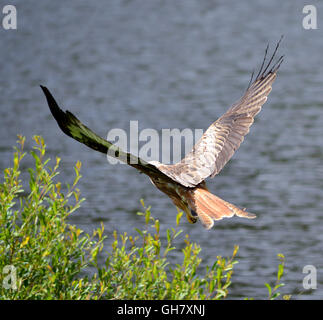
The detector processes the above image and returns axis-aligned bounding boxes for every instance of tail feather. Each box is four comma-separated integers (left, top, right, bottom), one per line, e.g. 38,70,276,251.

188,187,256,230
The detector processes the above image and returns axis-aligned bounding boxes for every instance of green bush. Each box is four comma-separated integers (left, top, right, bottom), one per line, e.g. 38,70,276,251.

0,136,241,300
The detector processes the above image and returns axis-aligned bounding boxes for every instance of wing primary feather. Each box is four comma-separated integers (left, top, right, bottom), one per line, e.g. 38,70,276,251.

246,69,255,91
255,43,269,80
260,35,284,78
269,54,284,74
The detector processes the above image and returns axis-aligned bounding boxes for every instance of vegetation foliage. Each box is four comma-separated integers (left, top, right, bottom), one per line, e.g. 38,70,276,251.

0,136,287,299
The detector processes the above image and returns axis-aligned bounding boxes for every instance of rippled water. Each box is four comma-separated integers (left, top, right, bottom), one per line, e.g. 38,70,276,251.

1,0,323,299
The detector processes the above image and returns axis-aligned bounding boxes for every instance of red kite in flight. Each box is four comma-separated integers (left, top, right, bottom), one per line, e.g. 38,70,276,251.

41,41,283,229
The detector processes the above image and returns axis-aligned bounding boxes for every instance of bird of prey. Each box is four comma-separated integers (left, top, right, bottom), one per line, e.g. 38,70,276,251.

41,41,283,230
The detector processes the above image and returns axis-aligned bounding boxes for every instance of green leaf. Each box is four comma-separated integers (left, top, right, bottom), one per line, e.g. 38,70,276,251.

135,228,143,238
265,283,272,298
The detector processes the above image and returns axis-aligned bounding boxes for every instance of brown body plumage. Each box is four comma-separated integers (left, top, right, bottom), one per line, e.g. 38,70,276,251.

41,39,283,230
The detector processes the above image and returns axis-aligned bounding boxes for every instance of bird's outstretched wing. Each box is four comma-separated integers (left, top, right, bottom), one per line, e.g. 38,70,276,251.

157,40,284,188
40,86,172,181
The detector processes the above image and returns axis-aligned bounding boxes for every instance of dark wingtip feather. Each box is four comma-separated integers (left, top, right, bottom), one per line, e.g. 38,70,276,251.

255,43,269,80
258,36,284,79
40,85,74,138
246,37,284,91
246,69,255,91
40,85,66,121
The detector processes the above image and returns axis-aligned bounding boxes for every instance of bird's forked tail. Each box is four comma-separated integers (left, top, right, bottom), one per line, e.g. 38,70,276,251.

187,186,256,230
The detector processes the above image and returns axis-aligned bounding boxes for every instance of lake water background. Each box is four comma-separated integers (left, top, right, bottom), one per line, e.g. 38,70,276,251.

1,0,323,299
